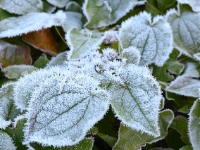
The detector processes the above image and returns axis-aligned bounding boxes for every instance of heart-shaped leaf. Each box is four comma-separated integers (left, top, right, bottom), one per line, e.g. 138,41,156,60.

83,0,146,28
21,67,110,147
0,0,43,15
166,5,200,60
119,12,173,66
109,64,162,137
0,41,32,68
0,11,66,38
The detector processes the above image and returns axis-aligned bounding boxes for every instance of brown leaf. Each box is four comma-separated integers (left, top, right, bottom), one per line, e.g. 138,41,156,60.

0,41,32,68
22,28,59,56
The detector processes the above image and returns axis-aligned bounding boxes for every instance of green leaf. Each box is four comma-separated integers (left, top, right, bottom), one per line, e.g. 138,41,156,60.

178,0,200,12
152,49,184,82
119,11,173,66
47,51,68,67
33,54,49,69
97,133,117,147
83,0,146,28
109,64,162,136
0,8,13,21
2,65,38,79
21,67,110,147
166,4,200,60
47,0,70,8
170,115,190,144
66,138,94,150
179,145,193,150
0,82,21,129
65,2,82,13
166,75,200,98
178,105,189,114
66,28,104,59
0,130,16,150
157,0,176,12
189,99,200,150
113,110,174,150
0,0,43,15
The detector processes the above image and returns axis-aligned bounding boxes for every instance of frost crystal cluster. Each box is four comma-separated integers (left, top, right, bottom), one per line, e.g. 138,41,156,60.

1,0,200,150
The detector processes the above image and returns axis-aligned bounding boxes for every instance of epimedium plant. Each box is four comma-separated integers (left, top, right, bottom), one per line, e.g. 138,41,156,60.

0,0,200,150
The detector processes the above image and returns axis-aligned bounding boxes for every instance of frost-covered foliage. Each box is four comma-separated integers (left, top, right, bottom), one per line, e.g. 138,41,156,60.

0,0,200,150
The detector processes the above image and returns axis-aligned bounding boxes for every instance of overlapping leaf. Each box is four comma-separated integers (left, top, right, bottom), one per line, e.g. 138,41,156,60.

178,0,200,12
166,5,200,60
66,28,104,59
189,99,200,150
22,67,110,147
83,0,146,28
0,41,32,68
0,0,43,15
0,11,66,38
113,110,174,150
119,12,173,66
47,0,70,8
109,64,162,137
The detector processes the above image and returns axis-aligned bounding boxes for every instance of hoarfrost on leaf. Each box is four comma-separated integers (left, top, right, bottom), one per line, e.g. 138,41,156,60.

0,11,66,38
165,75,200,98
188,99,200,150
122,46,141,65
66,28,104,59
119,12,173,66
83,0,146,28
166,5,200,60
113,109,174,150
0,131,16,150
0,0,43,15
109,64,162,137
178,0,200,12
24,67,110,147
47,0,70,8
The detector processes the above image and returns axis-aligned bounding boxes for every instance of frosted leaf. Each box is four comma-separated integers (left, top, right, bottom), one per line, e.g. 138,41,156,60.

0,0,43,15
193,52,200,61
24,67,110,146
47,51,68,67
178,0,200,12
109,64,162,137
66,28,104,59
0,11,66,38
83,0,146,28
0,131,16,150
165,75,200,98
2,65,38,79
62,12,82,33
183,62,200,78
188,99,200,150
113,110,174,150
180,145,193,150
66,2,82,13
66,138,94,150
47,0,70,8
166,5,200,59
119,12,173,66
122,46,141,65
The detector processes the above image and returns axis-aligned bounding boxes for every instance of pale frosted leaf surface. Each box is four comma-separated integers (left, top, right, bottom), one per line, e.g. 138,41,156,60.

166,5,200,59
66,138,94,150
119,12,173,66
66,28,104,59
109,64,162,136
122,46,141,65
189,99,200,150
2,65,38,79
0,131,16,150
183,62,200,78
24,67,110,146
47,0,69,8
165,75,200,98
193,52,200,61
47,51,68,67
178,0,200,12
0,11,66,38
83,0,146,28
65,2,82,13
62,12,82,33
0,0,43,15
113,110,174,150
